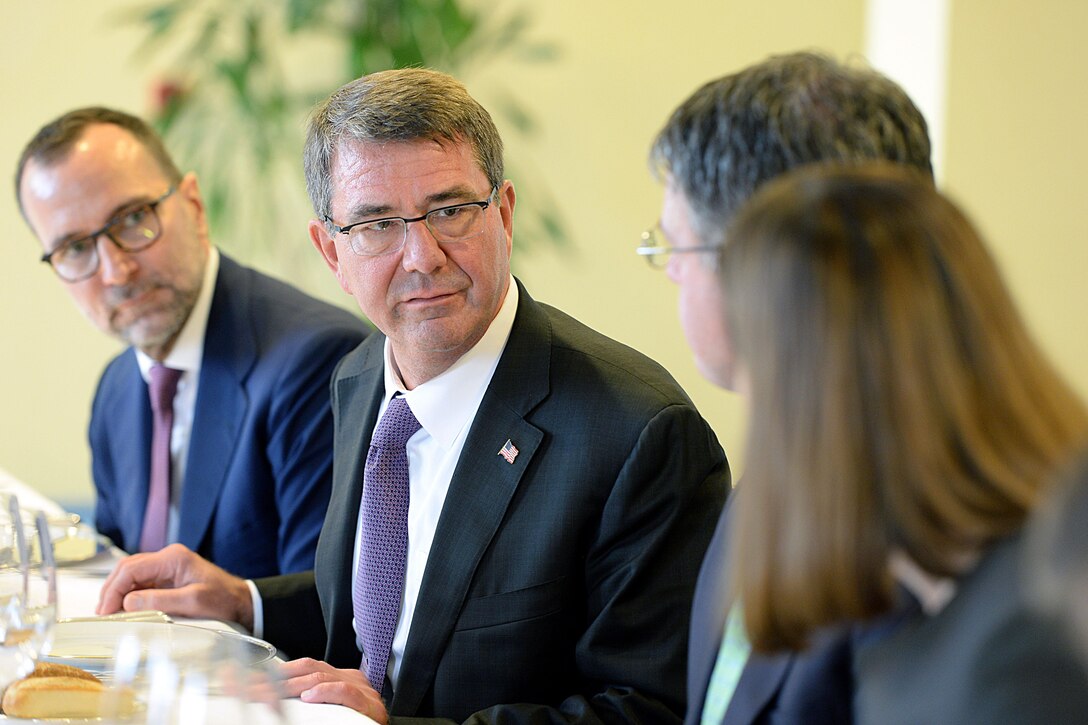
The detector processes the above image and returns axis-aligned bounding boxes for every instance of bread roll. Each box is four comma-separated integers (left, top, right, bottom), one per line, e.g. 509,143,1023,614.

1,673,136,718
25,660,100,682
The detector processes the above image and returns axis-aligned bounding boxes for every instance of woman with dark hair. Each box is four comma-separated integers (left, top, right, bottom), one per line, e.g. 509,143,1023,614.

721,163,1088,724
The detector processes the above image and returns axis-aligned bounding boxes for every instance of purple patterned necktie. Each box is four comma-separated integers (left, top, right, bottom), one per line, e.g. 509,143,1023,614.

139,365,183,553
354,395,421,691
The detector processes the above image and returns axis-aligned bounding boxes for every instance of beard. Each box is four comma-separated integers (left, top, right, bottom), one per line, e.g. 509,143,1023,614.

107,278,201,358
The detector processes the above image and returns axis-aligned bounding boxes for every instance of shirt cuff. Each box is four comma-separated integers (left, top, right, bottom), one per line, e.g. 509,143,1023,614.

245,579,264,640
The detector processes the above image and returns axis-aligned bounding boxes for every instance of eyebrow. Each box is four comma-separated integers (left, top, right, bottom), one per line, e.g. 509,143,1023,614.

50,194,160,249
343,184,484,222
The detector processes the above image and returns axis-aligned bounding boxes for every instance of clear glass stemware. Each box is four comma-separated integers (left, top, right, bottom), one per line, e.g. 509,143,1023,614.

0,495,58,688
104,624,290,724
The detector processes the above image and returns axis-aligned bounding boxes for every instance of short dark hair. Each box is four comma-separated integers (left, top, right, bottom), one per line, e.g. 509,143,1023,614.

304,68,504,221
15,107,183,218
650,51,933,245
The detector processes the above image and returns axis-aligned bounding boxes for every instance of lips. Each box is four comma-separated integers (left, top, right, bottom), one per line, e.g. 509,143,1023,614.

399,285,466,305
109,284,168,320
406,291,455,303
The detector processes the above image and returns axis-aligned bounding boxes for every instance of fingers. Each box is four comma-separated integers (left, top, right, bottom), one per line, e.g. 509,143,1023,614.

97,545,250,623
299,680,387,721
118,585,218,620
278,660,386,723
279,658,355,696
280,657,337,679
97,549,180,614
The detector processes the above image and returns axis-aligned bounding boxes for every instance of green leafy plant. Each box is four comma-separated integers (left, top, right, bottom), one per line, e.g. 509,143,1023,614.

125,0,565,279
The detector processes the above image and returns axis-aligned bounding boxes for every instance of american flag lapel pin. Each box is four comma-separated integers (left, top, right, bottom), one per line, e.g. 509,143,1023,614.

498,438,519,464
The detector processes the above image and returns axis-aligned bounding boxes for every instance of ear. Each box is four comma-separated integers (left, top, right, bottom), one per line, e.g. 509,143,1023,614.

177,172,210,242
498,180,516,256
309,218,352,294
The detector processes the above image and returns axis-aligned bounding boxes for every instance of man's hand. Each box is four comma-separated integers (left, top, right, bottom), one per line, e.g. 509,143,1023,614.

96,544,254,631
280,658,389,724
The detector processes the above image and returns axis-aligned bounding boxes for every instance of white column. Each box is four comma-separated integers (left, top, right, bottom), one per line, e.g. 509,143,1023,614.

865,0,951,182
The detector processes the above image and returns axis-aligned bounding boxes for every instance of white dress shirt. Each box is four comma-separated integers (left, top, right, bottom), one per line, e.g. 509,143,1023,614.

889,549,963,616
134,248,219,546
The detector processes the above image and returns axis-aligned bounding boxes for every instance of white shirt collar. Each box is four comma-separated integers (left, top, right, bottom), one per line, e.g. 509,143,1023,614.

136,247,219,380
381,275,518,449
889,549,959,616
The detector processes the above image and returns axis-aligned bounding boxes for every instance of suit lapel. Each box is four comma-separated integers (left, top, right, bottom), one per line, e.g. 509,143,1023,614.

708,498,792,725
320,336,387,668
115,352,154,553
177,257,253,553
392,281,550,714
724,654,793,724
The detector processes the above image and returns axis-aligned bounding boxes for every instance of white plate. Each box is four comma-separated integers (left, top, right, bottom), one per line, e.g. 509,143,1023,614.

40,620,276,680
0,716,109,723
49,525,108,567
11,523,107,567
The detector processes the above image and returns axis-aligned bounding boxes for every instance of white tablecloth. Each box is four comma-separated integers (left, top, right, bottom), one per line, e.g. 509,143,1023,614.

2,466,375,725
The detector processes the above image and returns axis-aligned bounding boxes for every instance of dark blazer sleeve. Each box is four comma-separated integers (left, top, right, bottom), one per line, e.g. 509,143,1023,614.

254,571,328,661
573,402,729,724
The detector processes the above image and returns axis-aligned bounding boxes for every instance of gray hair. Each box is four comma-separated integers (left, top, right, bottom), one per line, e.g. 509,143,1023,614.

15,107,183,219
304,68,504,220
650,51,933,246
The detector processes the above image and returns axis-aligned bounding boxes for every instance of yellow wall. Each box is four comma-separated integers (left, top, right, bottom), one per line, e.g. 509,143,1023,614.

943,0,1088,404
1,1,1084,509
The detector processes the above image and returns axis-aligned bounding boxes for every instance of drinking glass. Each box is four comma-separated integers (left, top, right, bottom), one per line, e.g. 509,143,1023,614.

22,510,59,655
104,624,290,724
0,495,57,688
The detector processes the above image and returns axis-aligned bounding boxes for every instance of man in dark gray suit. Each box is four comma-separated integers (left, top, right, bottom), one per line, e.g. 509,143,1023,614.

641,52,932,725
98,68,728,723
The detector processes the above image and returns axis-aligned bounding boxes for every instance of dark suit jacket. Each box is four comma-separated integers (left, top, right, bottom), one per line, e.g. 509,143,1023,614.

686,496,854,725
257,281,730,723
854,532,1088,725
90,254,369,578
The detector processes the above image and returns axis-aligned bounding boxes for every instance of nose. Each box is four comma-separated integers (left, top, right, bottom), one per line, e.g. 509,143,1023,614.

400,221,446,275
96,235,138,285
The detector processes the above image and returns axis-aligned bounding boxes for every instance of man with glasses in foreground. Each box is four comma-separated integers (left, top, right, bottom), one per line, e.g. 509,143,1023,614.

96,68,729,723
643,52,933,724
16,108,369,578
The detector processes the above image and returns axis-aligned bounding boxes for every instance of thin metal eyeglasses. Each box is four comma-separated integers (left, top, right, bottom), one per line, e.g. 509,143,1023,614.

636,225,721,269
325,187,499,257
40,186,177,283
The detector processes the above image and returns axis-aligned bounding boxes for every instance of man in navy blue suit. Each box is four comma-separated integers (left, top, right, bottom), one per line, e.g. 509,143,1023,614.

16,107,369,578
644,52,933,724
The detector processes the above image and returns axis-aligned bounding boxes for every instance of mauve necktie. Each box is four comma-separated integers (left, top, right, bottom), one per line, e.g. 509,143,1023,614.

354,395,421,692
139,364,183,553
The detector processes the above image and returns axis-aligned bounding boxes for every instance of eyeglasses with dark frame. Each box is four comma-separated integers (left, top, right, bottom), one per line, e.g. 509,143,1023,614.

325,187,500,257
40,186,178,283
636,225,722,269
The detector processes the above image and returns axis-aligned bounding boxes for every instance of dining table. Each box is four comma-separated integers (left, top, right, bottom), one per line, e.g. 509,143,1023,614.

1,465,376,724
